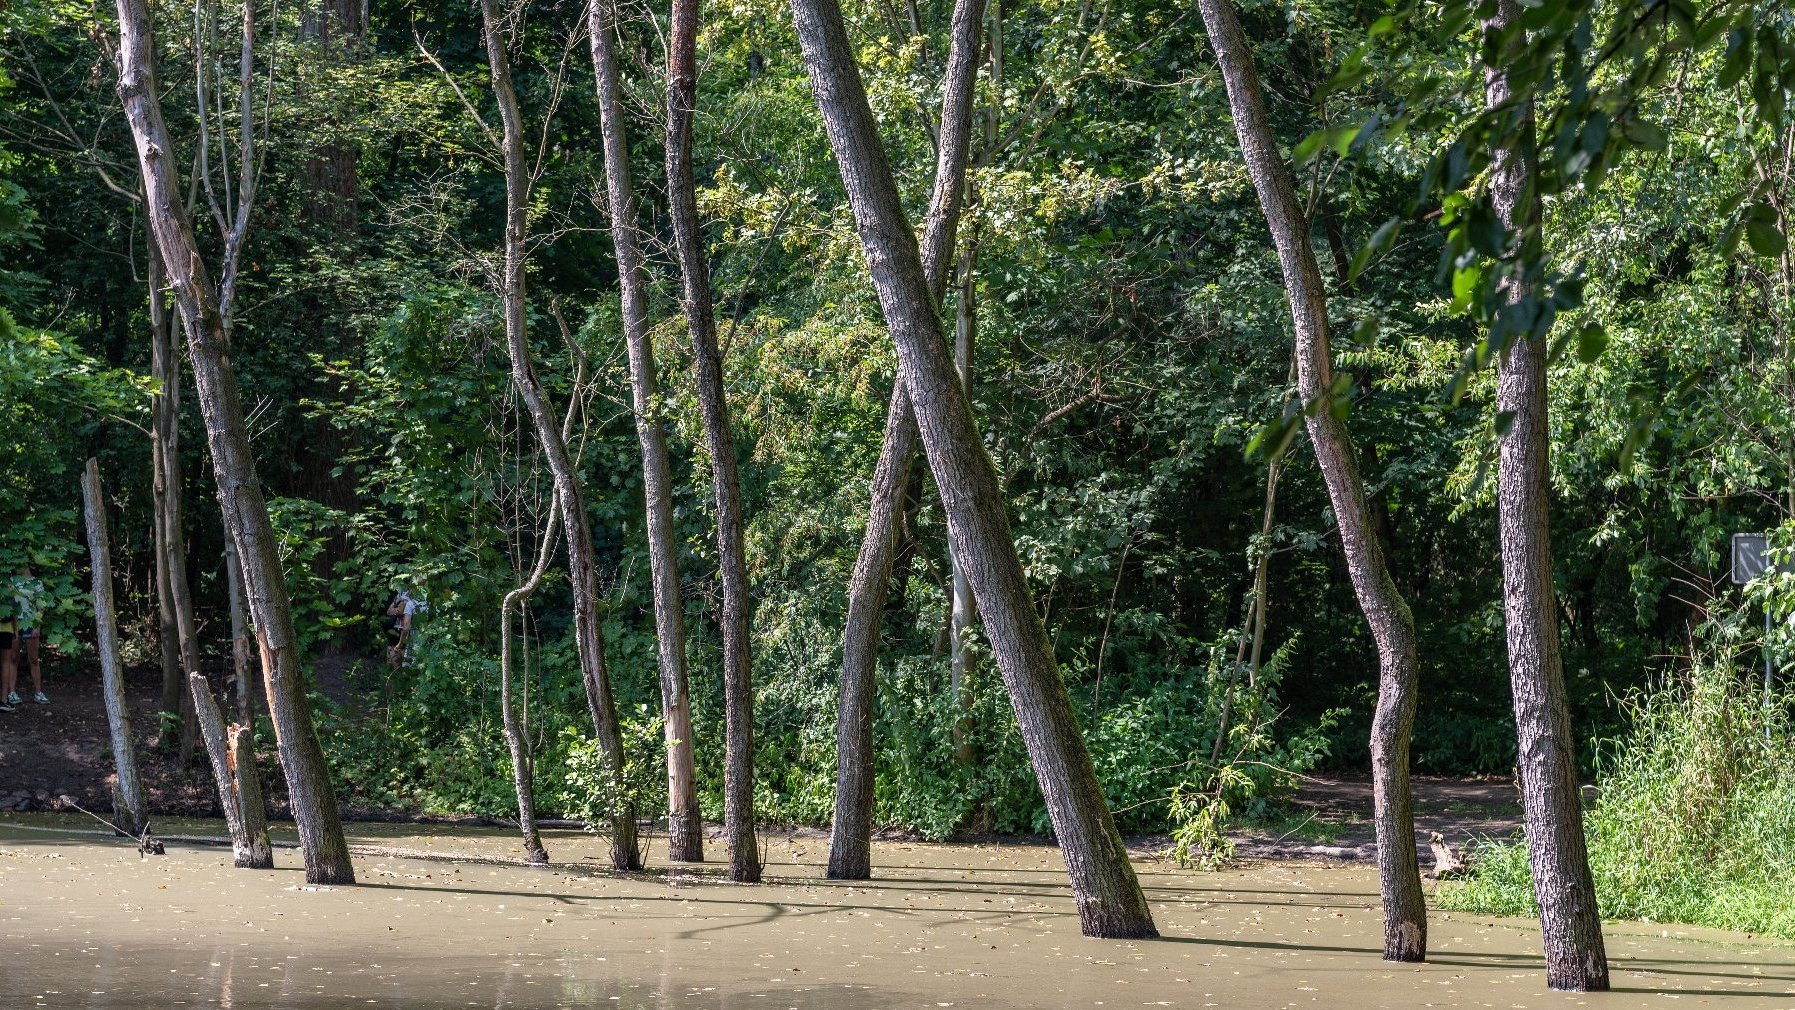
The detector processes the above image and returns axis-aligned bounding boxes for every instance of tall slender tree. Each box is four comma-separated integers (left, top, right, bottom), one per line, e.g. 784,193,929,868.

112,0,355,884
1483,0,1608,991
471,0,641,870
788,0,1156,938
828,0,985,882
1195,0,1426,962
589,0,703,863
665,0,758,882
147,237,200,760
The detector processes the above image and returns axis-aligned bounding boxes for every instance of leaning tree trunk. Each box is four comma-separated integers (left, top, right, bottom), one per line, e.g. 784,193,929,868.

113,0,355,885
190,672,275,868
81,459,147,836
1483,0,1609,990
477,0,639,871
665,0,758,883
589,0,703,863
1195,0,1426,961
828,0,985,881
789,0,1157,938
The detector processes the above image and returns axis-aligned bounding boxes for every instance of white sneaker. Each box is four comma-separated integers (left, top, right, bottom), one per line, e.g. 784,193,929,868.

3,693,19,706
31,692,49,705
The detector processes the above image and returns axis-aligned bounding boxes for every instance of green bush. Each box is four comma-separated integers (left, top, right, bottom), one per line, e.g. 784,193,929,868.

1439,647,1795,937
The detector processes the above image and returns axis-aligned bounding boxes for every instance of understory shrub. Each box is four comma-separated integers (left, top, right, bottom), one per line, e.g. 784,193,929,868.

1438,641,1795,937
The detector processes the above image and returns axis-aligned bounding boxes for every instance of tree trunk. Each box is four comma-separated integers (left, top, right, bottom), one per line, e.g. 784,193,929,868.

589,0,703,863
225,537,258,724
789,0,1157,938
1483,0,1609,990
1213,427,1285,765
500,491,560,866
189,672,274,868
81,459,147,836
948,235,978,767
149,239,199,756
665,0,758,883
150,232,177,717
1194,0,1426,961
477,0,639,871
230,723,275,869
113,0,356,885
827,0,985,881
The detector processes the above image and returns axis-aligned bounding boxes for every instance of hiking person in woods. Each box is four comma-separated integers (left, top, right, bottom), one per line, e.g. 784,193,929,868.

387,584,422,669
10,567,47,705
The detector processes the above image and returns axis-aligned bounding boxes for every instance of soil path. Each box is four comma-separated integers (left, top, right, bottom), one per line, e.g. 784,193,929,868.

0,661,244,815
1,816,1787,1009
1232,774,1528,863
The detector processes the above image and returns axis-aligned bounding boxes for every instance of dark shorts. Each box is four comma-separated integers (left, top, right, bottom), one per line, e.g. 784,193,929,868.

18,628,35,640
0,632,13,650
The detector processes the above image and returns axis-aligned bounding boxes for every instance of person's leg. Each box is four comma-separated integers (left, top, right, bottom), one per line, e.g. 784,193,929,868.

25,633,42,699
0,635,16,706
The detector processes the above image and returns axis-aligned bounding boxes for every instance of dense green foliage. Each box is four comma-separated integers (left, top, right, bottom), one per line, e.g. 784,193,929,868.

3,0,1794,884
1439,624,1795,937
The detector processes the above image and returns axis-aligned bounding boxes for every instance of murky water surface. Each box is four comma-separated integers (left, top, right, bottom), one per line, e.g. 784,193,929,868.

2,815,1789,1008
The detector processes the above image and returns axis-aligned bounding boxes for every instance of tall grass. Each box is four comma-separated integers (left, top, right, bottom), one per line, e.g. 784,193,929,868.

1437,656,1795,937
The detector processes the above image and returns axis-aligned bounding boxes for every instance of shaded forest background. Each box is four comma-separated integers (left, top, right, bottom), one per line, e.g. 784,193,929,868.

3,0,1789,836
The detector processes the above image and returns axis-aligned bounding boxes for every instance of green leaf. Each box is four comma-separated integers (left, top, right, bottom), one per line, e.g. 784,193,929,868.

1746,219,1786,257
1575,322,1608,364
1620,118,1668,152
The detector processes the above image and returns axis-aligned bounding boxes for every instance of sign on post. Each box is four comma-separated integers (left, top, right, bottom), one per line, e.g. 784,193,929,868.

1731,532,1786,584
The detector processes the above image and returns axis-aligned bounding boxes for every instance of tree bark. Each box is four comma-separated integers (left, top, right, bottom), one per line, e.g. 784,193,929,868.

665,0,758,883
1483,0,1609,990
476,0,640,871
189,672,274,868
1194,0,1426,962
81,459,147,836
149,239,200,758
230,722,275,869
947,235,978,767
789,0,1157,938
589,0,703,863
224,537,258,724
827,0,984,881
113,0,356,885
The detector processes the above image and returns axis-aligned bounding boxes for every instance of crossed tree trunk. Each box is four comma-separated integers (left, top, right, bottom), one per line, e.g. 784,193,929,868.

788,0,1157,938
828,0,985,882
